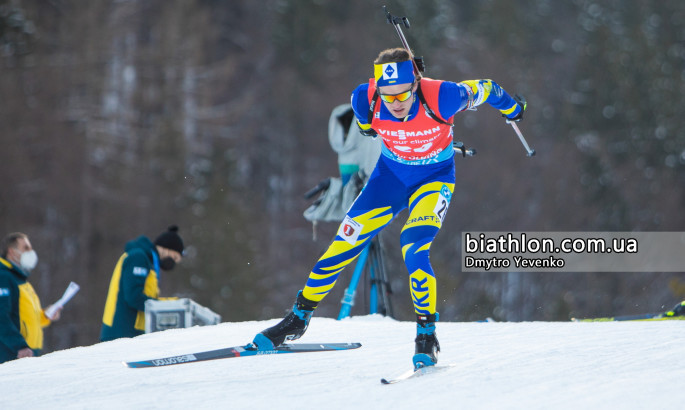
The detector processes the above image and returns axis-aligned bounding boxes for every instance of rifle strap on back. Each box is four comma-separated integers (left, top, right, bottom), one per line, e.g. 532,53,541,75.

367,89,379,125
416,85,453,127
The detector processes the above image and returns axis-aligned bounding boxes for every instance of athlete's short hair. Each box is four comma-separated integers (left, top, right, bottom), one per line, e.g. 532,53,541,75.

374,48,411,65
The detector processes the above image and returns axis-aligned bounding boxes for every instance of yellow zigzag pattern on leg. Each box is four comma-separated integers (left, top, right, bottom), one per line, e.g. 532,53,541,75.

304,283,336,301
404,182,454,232
408,181,452,209
401,243,412,260
353,206,394,234
308,267,345,281
402,242,432,260
319,206,393,262
303,207,393,302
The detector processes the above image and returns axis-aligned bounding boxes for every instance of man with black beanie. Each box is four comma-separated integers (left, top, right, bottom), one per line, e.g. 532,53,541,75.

100,226,184,342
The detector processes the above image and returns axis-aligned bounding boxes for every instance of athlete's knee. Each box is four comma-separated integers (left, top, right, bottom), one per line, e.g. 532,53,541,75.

401,222,439,244
404,251,433,276
400,226,438,264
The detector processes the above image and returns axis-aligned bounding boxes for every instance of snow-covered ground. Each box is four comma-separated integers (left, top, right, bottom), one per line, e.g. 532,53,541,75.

1,315,683,409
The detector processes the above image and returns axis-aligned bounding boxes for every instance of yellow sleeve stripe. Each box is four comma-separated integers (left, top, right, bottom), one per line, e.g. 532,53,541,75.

461,79,492,106
500,103,518,115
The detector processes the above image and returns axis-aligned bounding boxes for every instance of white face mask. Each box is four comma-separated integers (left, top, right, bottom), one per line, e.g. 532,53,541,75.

19,250,38,271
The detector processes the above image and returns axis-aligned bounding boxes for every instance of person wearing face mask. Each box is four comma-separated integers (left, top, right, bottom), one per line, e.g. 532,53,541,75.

0,232,62,363
100,225,184,342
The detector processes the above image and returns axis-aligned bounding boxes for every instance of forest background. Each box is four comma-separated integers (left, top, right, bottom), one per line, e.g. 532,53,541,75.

1,0,684,353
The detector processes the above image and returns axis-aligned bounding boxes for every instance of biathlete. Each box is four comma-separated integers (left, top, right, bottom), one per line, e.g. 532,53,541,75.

253,47,526,368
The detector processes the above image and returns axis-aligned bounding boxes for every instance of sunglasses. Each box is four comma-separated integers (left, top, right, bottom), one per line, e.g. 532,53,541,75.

379,83,415,103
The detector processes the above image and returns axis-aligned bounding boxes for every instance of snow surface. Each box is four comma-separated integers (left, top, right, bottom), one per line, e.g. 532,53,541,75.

0,315,683,410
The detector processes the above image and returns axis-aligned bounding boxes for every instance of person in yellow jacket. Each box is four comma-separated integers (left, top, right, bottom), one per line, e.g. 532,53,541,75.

0,232,61,363
100,226,184,341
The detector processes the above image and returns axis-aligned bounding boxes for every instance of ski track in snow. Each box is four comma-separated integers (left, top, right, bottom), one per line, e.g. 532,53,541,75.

0,316,683,410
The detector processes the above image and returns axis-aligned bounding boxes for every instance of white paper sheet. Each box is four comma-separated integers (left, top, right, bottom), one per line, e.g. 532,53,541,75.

45,281,80,319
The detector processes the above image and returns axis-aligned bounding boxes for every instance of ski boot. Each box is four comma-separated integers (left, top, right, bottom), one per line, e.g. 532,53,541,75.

413,313,440,369
252,290,318,350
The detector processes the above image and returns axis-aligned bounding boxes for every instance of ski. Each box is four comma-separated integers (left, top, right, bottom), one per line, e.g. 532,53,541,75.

124,342,361,368
572,315,684,322
381,363,456,384
573,301,685,322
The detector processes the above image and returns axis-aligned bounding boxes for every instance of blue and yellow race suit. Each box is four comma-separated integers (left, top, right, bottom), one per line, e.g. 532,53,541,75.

100,236,161,341
0,257,52,363
301,78,522,315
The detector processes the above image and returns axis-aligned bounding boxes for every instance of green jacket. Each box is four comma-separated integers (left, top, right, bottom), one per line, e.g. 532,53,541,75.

0,258,51,363
100,236,160,341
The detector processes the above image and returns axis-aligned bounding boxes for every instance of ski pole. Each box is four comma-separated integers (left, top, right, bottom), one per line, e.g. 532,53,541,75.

506,120,536,156
453,141,476,157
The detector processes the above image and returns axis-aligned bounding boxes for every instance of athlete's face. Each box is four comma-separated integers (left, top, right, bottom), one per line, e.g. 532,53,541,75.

378,81,418,119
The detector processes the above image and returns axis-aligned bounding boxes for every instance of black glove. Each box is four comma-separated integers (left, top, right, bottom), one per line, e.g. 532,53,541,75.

413,56,425,73
504,94,527,122
357,122,377,137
